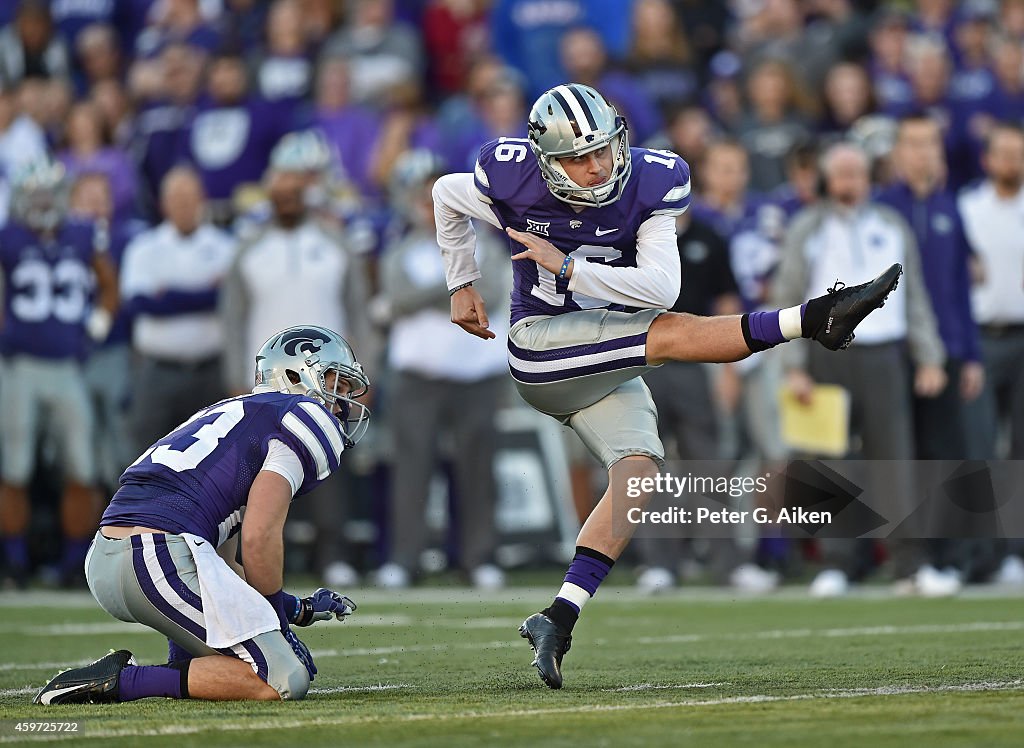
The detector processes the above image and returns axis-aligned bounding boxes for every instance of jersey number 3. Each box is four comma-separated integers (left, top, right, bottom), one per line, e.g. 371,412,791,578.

134,400,246,472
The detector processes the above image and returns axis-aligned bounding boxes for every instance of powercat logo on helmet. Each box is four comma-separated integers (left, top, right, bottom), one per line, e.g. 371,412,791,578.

271,328,332,357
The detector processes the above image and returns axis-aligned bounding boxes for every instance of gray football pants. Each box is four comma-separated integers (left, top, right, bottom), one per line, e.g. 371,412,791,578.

85,531,309,700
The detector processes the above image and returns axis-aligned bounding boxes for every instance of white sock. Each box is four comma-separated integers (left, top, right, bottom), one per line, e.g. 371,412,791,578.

556,582,591,613
779,305,804,340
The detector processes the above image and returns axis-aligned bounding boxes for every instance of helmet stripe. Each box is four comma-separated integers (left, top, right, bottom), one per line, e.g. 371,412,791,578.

550,87,583,138
566,85,599,132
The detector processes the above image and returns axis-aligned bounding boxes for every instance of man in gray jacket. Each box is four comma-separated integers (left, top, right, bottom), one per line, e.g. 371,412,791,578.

772,141,947,596
220,157,372,587
371,150,511,590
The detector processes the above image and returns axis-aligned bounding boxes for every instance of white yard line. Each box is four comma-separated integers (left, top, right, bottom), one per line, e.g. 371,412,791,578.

2,680,1022,742
0,686,36,697
3,620,1022,672
308,684,415,695
602,682,729,692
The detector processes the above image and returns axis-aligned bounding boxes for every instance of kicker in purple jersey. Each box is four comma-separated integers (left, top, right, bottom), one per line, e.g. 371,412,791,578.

0,219,99,360
473,138,691,325
101,391,346,545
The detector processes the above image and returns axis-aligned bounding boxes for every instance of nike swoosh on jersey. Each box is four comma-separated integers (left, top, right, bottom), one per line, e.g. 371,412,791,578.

595,227,618,236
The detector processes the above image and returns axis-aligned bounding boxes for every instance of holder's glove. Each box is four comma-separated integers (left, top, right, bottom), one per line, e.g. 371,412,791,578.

292,588,357,627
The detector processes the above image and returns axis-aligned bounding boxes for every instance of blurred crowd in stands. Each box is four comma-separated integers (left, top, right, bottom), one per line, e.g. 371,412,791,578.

0,0,1022,597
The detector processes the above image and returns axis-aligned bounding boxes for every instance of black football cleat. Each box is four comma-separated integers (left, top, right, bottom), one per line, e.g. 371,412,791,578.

519,613,572,689
804,263,903,351
34,650,136,705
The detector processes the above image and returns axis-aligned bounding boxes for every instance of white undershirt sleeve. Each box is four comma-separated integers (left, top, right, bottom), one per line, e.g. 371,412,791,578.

259,438,304,496
567,213,682,308
432,172,503,290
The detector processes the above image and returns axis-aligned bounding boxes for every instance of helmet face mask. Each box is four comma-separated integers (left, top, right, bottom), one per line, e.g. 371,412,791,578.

527,84,632,207
255,326,371,448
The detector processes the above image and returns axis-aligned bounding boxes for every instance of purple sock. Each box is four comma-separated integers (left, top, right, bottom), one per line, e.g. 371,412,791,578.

741,310,786,351
555,548,614,613
60,538,91,576
118,665,185,701
2,536,29,569
167,639,194,664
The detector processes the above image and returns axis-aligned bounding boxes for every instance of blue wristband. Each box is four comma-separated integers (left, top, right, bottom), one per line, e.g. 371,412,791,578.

558,255,572,280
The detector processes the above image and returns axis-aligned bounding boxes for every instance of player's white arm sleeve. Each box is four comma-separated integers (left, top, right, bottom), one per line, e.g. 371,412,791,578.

432,172,502,290
567,213,681,308
259,439,304,496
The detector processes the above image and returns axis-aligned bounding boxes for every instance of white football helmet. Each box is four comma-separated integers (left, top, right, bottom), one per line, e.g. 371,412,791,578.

269,129,346,210
527,83,631,207
388,148,447,216
255,325,370,448
270,130,334,175
11,158,69,232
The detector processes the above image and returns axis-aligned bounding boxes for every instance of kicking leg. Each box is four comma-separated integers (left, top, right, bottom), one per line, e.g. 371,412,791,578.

645,263,903,365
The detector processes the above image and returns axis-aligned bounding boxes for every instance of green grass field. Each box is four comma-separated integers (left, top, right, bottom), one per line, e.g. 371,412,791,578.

1,585,1023,746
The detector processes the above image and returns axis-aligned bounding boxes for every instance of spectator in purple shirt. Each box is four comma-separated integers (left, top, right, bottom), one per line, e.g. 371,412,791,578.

367,80,443,196
878,113,984,460
311,56,382,200
818,61,877,136
253,0,315,106
50,0,116,57
622,0,698,118
90,78,135,148
59,100,140,219
949,5,996,104
184,51,293,223
735,58,816,193
134,0,222,59
869,8,913,112
74,24,123,95
980,34,1024,131
661,105,717,184
884,35,970,186
128,41,204,217
441,69,528,173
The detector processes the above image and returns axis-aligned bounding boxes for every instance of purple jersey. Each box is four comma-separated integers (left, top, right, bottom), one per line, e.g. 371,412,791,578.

186,99,292,201
473,139,691,324
102,391,346,545
0,220,98,360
